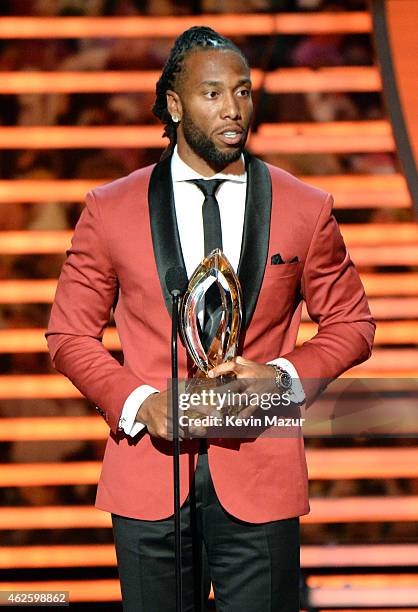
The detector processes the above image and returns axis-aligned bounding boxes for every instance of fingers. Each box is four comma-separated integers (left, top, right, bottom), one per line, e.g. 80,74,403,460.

149,413,208,441
165,428,186,442
188,425,207,438
209,357,273,380
208,362,237,378
147,416,186,441
141,389,192,441
209,356,249,379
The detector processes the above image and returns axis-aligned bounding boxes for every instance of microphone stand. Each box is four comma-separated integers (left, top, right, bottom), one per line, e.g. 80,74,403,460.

170,288,182,612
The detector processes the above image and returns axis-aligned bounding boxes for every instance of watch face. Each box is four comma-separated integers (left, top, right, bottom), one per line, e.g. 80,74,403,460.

280,371,292,390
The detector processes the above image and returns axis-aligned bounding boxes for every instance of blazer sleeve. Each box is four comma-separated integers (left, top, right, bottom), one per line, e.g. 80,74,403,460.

45,190,144,433
281,193,375,405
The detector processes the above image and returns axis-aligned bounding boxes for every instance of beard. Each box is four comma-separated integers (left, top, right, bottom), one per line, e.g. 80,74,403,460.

181,113,248,171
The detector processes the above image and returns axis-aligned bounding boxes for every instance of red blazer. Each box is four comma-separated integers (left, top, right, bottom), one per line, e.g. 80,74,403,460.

46,154,374,522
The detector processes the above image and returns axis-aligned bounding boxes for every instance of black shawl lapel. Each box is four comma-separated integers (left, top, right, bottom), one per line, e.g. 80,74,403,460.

237,153,272,328
148,152,272,326
148,155,187,317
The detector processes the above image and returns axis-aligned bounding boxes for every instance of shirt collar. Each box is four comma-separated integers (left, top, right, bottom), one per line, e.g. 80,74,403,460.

171,145,246,183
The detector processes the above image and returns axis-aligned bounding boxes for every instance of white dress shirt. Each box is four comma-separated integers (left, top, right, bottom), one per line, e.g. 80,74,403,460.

118,147,304,436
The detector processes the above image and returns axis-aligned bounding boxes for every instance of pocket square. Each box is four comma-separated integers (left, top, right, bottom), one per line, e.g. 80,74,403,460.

271,253,299,264
271,253,285,265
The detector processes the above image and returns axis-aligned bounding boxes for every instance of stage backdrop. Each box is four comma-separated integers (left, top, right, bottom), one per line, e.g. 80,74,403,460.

372,0,418,211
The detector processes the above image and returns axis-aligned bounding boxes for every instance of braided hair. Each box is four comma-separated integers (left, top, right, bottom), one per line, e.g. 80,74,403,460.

153,26,248,159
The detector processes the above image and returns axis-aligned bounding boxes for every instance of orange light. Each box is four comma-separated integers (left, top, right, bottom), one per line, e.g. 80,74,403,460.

0,448,417,485
0,351,416,400
0,285,417,318
1,276,418,305
351,348,418,372
265,66,380,93
0,397,416,441
0,545,116,569
0,121,394,152
0,279,57,303
0,327,119,352
0,126,162,149
367,297,418,318
2,284,418,317
0,417,107,441
259,119,391,137
2,223,416,255
340,223,418,245
298,321,418,345
308,574,418,608
302,544,418,568
0,175,409,207
0,462,101,486
1,543,418,570
0,66,380,94
0,498,416,530
0,579,120,602
349,244,418,266
0,13,371,39
306,447,418,479
0,179,101,202
0,231,72,254
252,120,394,154
362,273,418,296
0,375,81,399
307,174,410,208
305,496,418,523
0,506,111,530
310,573,418,588
0,71,160,94
0,321,416,353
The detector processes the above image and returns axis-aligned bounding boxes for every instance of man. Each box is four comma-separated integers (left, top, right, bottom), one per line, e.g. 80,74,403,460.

47,26,375,611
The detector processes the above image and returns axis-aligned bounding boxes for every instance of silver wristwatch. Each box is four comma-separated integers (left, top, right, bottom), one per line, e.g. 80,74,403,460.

271,364,293,392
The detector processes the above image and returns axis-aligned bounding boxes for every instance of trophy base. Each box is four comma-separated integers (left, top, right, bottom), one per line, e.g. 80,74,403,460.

183,373,242,422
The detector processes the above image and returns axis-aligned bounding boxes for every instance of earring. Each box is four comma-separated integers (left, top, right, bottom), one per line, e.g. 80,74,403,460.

172,116,180,123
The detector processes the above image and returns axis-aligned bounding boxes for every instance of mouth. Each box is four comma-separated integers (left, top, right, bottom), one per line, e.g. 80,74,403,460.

217,128,244,146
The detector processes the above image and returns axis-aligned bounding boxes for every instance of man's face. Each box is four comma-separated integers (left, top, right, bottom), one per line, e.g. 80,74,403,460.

168,48,253,175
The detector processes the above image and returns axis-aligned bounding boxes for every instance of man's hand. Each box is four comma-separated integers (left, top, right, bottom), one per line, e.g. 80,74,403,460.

135,387,217,440
209,356,274,381
205,358,304,437
208,357,277,419
135,390,184,441
135,358,280,440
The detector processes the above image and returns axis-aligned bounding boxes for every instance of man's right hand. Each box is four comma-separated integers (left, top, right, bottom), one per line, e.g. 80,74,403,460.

135,390,180,440
135,387,213,441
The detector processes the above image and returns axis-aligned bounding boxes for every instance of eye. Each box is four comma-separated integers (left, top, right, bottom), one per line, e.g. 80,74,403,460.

204,90,219,99
237,88,251,97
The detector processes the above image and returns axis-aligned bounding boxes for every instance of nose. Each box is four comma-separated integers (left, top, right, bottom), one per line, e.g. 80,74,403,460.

220,91,240,120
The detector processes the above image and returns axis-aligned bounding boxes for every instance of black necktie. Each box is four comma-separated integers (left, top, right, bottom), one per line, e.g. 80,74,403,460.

188,178,225,349
188,179,224,255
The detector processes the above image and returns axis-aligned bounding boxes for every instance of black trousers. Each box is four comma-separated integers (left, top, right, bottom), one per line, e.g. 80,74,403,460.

112,449,300,612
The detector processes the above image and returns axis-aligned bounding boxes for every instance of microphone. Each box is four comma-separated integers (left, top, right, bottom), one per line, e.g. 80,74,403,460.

165,266,188,298
165,265,188,612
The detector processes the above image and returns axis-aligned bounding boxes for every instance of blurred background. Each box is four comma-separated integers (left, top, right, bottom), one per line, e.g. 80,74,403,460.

0,0,417,609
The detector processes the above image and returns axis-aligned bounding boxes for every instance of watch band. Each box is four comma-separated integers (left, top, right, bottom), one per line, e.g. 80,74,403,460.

271,364,293,392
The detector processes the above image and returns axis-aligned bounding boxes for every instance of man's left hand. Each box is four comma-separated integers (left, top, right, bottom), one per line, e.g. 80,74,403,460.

206,357,278,419
209,356,274,381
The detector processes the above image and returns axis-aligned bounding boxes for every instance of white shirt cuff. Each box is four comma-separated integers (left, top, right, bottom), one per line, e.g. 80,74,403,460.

118,385,159,437
267,358,306,404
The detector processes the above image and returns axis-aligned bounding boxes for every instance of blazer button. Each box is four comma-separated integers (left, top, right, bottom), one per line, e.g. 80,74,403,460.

95,406,105,418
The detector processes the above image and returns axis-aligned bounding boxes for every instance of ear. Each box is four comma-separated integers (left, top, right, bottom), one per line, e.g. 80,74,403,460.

166,89,182,122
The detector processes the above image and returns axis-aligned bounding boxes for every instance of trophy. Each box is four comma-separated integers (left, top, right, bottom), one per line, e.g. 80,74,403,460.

180,248,243,375
179,249,243,424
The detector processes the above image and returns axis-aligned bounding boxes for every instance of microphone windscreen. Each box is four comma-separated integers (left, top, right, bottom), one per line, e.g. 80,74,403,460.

165,266,188,296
